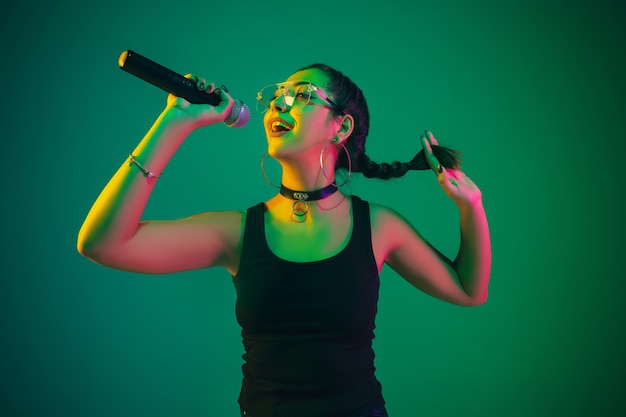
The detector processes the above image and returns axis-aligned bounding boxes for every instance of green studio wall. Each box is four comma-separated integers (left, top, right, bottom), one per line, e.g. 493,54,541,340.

1,0,623,416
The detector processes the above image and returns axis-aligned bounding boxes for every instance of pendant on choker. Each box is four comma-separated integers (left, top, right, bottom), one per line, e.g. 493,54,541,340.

280,183,338,222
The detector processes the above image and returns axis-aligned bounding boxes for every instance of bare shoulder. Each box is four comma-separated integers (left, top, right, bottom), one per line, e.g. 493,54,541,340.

367,202,422,268
178,209,247,273
368,202,415,234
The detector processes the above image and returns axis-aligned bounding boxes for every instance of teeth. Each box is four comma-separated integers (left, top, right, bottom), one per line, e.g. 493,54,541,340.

271,121,291,132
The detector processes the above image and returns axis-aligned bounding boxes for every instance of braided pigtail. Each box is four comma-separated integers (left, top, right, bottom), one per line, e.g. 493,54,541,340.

356,145,462,180
357,155,415,179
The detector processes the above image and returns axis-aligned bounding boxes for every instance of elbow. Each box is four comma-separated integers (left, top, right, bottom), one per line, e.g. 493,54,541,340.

465,291,488,307
77,229,94,257
76,233,109,265
76,234,89,258
76,238,99,263
453,287,488,307
77,226,93,258
77,241,119,268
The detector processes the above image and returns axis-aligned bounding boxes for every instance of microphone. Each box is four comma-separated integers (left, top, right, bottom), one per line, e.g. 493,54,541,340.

118,50,250,128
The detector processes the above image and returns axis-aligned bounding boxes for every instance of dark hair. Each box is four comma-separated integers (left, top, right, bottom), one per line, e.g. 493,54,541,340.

298,63,462,179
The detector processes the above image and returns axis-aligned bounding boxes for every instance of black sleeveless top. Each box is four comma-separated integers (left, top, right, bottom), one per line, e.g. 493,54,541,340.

232,196,385,417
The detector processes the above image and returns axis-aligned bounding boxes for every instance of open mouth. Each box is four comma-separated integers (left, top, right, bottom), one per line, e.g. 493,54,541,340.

269,119,294,133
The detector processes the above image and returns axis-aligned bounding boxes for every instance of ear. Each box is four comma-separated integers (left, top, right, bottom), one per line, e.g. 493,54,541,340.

335,114,354,143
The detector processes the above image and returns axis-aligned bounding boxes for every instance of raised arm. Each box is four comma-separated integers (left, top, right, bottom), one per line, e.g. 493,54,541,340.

373,131,491,306
77,80,243,275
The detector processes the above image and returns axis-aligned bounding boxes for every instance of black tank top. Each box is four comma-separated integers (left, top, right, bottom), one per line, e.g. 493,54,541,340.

232,196,385,417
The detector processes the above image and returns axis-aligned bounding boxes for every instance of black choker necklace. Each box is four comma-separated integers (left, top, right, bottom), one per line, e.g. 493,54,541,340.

280,183,338,222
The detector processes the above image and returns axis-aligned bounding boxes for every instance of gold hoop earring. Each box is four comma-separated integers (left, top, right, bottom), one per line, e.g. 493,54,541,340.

319,139,352,187
260,152,280,189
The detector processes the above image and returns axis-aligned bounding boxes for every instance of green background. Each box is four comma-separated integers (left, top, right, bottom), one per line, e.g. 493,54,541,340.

2,0,624,416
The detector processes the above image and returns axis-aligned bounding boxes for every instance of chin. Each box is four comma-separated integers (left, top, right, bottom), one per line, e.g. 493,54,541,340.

267,141,301,160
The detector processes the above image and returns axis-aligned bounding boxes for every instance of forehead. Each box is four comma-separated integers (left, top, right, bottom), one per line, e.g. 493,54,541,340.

285,68,330,89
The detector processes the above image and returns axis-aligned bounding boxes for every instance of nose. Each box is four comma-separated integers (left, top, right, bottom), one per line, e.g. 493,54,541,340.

270,94,288,112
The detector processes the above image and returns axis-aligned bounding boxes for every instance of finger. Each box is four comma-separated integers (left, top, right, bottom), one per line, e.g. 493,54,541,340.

420,134,441,173
425,130,439,146
220,84,233,100
185,73,218,94
184,73,204,89
437,168,462,199
216,84,235,114
203,82,216,94
194,76,209,92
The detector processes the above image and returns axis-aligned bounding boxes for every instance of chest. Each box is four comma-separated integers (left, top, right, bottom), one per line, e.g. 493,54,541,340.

233,198,382,335
234,236,380,337
264,214,352,263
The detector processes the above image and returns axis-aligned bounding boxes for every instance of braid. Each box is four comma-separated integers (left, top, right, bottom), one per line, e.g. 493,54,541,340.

357,155,413,179
356,145,462,180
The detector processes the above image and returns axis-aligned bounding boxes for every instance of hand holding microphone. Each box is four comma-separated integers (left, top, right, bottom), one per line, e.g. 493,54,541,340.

118,50,250,128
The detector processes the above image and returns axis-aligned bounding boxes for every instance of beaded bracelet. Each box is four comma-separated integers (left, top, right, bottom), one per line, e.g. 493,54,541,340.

128,154,159,178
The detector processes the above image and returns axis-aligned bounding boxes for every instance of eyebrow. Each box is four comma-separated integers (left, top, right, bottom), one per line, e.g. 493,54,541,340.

278,80,311,87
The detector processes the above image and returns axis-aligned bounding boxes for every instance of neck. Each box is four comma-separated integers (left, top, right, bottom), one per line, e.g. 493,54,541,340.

277,182,340,223
279,159,334,191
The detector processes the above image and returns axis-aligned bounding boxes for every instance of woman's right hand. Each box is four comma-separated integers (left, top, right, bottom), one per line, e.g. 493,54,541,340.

165,74,235,129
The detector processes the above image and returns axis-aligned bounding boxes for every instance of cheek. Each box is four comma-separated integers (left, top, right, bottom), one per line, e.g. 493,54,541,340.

290,106,304,120
293,108,332,133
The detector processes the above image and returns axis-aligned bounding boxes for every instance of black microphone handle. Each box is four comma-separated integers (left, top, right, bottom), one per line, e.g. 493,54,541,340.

118,50,250,128
118,50,222,105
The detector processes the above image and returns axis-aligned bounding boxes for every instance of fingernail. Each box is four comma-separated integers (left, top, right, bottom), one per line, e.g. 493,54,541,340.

222,84,229,93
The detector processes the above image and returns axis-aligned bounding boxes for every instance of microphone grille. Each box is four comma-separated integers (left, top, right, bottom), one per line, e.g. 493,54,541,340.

224,100,251,128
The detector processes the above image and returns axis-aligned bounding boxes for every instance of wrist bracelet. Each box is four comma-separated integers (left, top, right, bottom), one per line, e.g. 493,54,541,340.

128,154,159,178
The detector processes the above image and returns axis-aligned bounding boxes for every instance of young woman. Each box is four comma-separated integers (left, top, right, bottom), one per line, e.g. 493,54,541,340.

77,63,491,417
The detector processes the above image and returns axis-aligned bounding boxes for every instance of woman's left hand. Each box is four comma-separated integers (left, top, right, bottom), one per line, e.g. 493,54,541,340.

420,131,483,208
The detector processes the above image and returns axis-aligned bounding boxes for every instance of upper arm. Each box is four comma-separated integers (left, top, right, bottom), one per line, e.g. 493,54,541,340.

85,210,245,275
371,204,477,306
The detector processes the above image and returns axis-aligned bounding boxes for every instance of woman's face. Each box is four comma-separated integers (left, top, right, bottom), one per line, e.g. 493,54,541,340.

263,68,341,159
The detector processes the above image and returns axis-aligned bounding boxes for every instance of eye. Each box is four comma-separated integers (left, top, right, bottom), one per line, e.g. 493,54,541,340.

294,90,311,102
